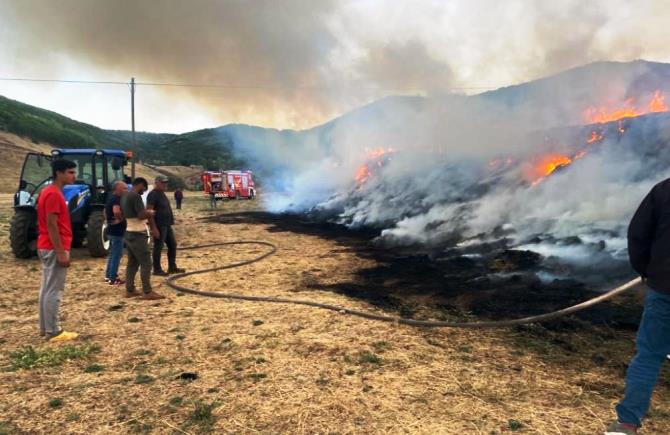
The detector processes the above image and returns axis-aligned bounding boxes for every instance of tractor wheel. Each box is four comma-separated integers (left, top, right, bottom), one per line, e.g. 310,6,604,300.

72,231,86,248
86,209,108,257
10,208,37,258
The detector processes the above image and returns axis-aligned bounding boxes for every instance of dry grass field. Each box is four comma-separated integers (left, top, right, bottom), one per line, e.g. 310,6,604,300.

1,192,670,434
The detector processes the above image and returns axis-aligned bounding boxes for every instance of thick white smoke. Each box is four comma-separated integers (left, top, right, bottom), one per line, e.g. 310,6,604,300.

224,60,670,281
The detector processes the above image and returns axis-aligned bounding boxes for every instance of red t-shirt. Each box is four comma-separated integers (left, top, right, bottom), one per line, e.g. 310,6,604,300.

37,185,73,251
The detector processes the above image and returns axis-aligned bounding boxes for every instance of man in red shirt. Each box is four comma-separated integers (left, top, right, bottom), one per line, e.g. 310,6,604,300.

37,159,77,342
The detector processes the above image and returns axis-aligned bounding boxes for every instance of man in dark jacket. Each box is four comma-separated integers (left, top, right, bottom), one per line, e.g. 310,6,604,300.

147,175,186,276
606,179,670,434
174,188,184,210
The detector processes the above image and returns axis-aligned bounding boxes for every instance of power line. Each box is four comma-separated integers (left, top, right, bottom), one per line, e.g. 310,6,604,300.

135,80,498,91
0,76,500,92
0,77,127,85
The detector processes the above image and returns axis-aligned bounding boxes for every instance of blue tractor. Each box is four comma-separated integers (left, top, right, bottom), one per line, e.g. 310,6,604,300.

10,148,133,258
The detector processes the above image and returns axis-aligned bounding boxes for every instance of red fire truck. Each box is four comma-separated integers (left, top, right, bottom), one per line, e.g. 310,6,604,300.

202,170,256,200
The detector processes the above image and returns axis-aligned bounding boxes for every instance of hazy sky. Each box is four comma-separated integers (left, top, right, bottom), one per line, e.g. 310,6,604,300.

1,0,670,133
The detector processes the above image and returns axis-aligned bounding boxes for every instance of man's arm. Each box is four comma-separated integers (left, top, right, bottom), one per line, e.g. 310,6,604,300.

628,188,658,277
112,204,123,219
143,203,158,238
132,192,153,220
147,214,160,239
110,201,123,224
139,193,159,238
46,213,70,267
144,191,157,219
137,208,153,220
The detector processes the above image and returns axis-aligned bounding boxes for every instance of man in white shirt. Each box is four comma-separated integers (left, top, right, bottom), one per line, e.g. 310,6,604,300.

15,180,32,206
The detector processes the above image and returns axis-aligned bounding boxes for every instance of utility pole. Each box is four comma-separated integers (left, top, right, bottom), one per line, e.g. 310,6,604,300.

130,77,136,179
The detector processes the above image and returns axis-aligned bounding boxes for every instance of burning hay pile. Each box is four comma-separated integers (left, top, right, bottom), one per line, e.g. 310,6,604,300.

317,102,670,287
231,60,670,291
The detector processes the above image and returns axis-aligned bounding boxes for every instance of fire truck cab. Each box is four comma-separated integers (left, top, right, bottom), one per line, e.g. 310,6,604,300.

202,170,256,200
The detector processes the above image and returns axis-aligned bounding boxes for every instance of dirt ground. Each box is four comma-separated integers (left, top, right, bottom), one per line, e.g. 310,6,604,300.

1,191,670,434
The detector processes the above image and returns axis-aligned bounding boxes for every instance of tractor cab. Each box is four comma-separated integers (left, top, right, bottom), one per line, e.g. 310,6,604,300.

11,149,132,259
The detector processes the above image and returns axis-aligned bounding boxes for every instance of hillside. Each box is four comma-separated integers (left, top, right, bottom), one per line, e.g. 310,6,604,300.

0,95,242,171
142,163,205,190
3,60,670,189
0,131,164,193
0,95,172,156
305,60,670,150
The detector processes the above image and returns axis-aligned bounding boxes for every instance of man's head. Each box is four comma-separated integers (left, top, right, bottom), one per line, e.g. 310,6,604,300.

113,180,128,196
154,175,168,191
132,177,149,194
52,159,76,185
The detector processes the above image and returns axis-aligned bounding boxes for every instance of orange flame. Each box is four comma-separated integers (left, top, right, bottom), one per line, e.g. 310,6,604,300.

574,150,587,160
527,154,573,186
649,90,667,112
354,147,392,185
586,130,604,144
367,148,389,159
584,90,668,124
527,92,665,187
355,165,372,184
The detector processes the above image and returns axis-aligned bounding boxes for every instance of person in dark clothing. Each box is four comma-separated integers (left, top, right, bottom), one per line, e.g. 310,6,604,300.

174,188,184,210
120,177,165,300
606,179,670,435
104,181,127,285
147,175,185,276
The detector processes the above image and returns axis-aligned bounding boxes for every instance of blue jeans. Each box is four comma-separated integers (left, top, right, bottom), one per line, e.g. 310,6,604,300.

105,234,125,280
616,288,670,427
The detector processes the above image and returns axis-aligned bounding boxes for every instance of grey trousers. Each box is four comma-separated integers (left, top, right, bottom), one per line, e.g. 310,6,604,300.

38,249,68,338
125,231,152,293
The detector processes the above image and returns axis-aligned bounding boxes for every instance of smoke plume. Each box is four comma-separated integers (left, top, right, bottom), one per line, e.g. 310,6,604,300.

223,60,670,285
3,0,670,129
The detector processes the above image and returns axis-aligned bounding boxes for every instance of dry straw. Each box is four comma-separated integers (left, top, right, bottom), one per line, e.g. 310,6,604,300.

0,193,669,434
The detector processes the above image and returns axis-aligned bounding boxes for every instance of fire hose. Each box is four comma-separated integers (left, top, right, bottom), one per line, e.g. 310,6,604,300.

165,241,642,328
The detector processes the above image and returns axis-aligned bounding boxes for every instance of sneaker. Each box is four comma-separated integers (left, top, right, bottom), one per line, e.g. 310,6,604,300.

125,290,142,298
168,267,186,274
111,278,126,285
104,278,111,283
49,331,79,342
153,270,169,276
140,291,166,300
605,421,638,435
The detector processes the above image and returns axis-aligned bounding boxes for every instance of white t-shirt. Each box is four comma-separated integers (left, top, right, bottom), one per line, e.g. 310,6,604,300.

17,191,32,205
141,185,153,206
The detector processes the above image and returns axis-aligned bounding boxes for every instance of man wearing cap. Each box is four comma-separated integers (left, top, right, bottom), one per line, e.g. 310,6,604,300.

147,175,186,276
